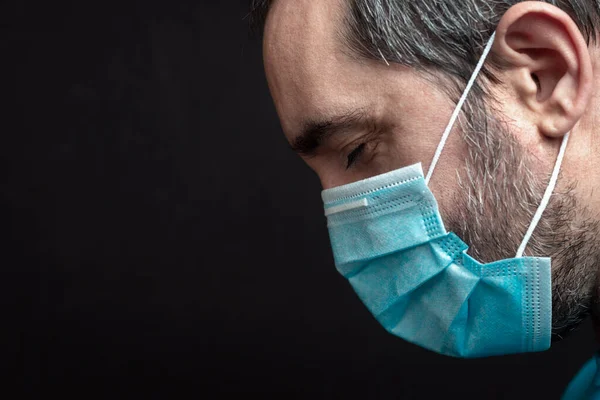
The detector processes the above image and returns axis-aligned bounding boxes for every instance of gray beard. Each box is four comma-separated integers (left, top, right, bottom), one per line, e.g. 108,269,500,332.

442,98,600,340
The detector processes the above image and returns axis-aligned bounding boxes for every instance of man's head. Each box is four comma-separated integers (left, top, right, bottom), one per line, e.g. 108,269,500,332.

253,0,600,339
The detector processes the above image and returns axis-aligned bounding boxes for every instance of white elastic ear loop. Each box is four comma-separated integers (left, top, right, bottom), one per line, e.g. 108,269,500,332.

425,31,497,185
420,30,568,258
516,132,570,258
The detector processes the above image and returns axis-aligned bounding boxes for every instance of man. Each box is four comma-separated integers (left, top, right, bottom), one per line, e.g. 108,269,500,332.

251,0,600,398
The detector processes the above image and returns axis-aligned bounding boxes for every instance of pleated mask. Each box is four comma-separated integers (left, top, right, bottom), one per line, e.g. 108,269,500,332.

321,32,569,358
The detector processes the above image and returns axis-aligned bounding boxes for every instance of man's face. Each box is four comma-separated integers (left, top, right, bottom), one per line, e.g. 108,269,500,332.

263,0,600,338
263,1,464,199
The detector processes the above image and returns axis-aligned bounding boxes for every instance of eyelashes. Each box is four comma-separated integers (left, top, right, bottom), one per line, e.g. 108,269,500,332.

343,123,386,170
346,143,367,170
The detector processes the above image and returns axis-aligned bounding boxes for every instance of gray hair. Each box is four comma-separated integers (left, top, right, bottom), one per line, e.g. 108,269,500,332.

251,0,600,95
251,0,600,339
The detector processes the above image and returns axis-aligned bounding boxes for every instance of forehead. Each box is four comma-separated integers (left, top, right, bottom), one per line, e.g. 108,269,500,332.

262,1,441,146
263,1,368,136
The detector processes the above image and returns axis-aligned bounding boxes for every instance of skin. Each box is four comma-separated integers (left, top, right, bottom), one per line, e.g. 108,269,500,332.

263,0,600,336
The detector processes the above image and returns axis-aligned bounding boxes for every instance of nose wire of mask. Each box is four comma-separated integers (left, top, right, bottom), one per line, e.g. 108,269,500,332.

423,30,570,258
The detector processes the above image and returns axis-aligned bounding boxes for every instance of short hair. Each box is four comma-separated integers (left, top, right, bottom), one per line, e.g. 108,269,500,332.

250,0,600,96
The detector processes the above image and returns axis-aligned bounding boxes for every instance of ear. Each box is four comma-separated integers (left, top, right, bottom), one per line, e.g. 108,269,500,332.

493,1,593,138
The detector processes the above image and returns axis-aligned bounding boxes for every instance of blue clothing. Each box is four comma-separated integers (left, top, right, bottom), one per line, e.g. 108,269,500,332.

563,353,600,400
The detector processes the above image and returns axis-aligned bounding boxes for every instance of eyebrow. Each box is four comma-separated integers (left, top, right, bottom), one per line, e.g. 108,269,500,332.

291,109,373,156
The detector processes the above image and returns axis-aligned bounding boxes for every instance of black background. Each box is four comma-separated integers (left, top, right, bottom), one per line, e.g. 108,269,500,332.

4,1,598,398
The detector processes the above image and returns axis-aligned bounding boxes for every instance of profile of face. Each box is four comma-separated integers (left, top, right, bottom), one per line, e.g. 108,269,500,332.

262,0,600,339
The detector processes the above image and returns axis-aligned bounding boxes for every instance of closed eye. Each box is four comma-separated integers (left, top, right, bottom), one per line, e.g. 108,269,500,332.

346,143,366,170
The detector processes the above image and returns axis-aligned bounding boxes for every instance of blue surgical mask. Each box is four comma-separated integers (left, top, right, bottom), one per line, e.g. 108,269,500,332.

321,32,570,358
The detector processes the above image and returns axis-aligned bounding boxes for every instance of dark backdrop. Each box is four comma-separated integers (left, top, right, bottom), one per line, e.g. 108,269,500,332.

4,1,597,398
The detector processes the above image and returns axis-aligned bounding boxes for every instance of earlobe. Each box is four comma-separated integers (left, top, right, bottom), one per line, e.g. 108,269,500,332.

494,1,593,138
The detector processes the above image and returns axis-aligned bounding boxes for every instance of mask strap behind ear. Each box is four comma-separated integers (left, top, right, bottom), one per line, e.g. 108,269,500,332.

421,30,569,258
425,31,497,185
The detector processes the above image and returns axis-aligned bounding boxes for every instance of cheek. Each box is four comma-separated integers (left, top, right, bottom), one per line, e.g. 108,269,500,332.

371,129,435,173
366,138,408,175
